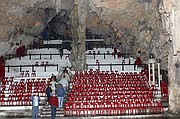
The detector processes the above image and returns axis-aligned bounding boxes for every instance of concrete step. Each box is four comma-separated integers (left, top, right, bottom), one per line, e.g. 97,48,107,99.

40,113,64,118
40,105,64,117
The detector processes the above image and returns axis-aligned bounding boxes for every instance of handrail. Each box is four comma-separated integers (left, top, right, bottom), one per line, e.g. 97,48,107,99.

5,64,59,72
4,53,70,60
5,52,133,60
86,63,147,71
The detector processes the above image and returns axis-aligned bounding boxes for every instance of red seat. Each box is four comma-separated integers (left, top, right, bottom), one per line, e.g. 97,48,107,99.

35,62,38,66
7,94,14,105
31,70,36,77
69,103,80,117
45,61,49,66
96,60,99,64
20,71,25,77
0,93,5,106
64,102,73,116
17,93,23,105
41,61,44,66
25,70,29,77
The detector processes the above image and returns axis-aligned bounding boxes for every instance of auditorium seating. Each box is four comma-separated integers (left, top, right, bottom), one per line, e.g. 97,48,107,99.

2,46,167,118
0,77,48,106
64,69,164,116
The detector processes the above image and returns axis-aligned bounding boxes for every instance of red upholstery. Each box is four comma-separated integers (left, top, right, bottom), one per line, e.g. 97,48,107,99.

135,57,141,67
64,70,162,116
0,56,5,78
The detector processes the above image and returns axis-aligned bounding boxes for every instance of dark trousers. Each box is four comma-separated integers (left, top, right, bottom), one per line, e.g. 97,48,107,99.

32,106,38,119
51,105,57,119
47,94,50,102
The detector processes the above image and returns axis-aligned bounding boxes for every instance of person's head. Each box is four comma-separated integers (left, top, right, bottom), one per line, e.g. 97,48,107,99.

63,69,68,73
71,67,74,71
58,83,62,87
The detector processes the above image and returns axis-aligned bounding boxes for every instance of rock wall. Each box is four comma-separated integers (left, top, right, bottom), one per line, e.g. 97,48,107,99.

0,0,168,67
88,0,169,69
0,0,54,55
162,0,180,114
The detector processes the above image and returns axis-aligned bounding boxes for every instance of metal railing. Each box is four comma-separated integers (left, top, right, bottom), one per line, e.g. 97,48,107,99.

5,64,59,72
4,53,70,60
86,63,147,71
5,52,133,61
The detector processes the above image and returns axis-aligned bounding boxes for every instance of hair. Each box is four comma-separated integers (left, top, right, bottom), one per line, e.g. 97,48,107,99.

63,68,68,73
59,83,62,87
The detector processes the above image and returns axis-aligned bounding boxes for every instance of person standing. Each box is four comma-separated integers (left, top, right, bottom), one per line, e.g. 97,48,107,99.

58,75,68,92
45,84,52,103
50,74,58,94
56,83,65,108
49,93,58,119
30,93,40,119
61,69,70,82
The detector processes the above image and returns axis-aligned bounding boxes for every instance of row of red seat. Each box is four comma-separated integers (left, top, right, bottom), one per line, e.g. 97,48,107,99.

35,61,49,66
71,87,153,94
0,77,14,85
72,81,149,88
67,94,154,103
8,80,47,93
69,89,154,96
64,100,163,117
75,69,147,75
72,76,148,83
0,93,32,106
74,73,146,79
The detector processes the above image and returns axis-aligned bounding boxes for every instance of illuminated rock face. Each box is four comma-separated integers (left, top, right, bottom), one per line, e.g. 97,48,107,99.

88,0,169,69
0,0,165,62
0,0,180,114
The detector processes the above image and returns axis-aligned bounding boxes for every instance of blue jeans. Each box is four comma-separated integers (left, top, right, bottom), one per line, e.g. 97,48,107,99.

51,105,57,119
32,106,38,119
58,96,64,108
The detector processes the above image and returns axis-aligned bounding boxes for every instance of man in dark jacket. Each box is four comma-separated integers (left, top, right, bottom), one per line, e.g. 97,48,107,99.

45,84,52,103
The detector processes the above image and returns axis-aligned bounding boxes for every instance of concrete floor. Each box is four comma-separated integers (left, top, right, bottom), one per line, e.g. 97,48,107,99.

0,117,175,119
0,114,176,119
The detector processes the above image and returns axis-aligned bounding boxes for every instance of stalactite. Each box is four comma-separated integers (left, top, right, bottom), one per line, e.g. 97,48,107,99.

53,0,62,14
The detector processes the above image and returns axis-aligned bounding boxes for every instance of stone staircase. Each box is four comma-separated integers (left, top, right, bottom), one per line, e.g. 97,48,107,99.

40,83,72,118
40,97,67,118
40,102,65,118
153,89,169,110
